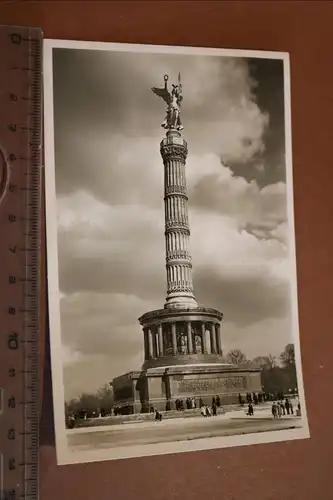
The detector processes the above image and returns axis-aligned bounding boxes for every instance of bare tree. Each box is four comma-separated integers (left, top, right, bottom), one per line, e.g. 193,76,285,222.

252,354,277,370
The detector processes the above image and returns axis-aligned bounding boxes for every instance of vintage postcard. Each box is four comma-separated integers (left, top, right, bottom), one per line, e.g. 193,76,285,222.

43,39,309,465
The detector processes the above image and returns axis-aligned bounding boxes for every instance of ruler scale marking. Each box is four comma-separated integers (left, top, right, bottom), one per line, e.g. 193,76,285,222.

0,26,43,500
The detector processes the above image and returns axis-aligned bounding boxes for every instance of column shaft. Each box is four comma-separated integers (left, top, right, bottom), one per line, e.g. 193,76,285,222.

201,322,208,354
148,329,153,359
187,321,193,354
171,323,177,355
158,324,164,357
216,323,222,355
210,323,217,354
143,328,149,360
161,132,197,309
152,329,158,358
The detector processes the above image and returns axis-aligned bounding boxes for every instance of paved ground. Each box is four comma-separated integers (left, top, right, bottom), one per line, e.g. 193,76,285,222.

67,411,303,452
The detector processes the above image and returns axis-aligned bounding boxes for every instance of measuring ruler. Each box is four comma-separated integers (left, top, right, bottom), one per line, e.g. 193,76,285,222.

0,25,43,500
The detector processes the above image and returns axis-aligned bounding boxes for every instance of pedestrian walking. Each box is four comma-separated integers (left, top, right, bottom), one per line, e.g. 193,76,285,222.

285,398,290,415
277,402,282,418
289,400,294,415
280,401,286,415
247,403,254,416
212,401,217,416
155,409,162,421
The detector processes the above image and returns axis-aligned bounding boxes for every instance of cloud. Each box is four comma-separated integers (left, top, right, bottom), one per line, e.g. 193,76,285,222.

60,292,147,399
53,50,269,203
60,292,149,356
56,167,289,324
223,316,292,360
62,344,85,367
189,154,287,229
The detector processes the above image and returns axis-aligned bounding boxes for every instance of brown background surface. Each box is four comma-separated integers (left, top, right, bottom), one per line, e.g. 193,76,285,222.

1,1,332,499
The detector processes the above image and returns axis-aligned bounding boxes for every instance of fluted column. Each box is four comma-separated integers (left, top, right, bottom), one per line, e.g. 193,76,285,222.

158,324,164,357
161,130,198,310
201,322,208,354
143,328,149,360
171,322,177,355
148,329,153,359
152,329,158,358
187,321,193,354
210,323,217,354
216,323,222,355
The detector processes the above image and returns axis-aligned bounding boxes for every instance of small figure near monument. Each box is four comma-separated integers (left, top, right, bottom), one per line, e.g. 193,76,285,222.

155,409,163,421
277,402,282,418
212,400,217,416
289,400,294,415
279,401,286,415
285,398,290,415
247,402,254,416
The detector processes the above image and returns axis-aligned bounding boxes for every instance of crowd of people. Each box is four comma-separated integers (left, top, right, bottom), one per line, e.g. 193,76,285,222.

271,398,301,418
238,391,291,406
174,396,221,412
198,396,222,417
66,391,301,428
245,396,301,418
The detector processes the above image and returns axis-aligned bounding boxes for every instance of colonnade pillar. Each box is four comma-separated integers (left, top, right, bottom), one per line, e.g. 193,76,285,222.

152,330,158,358
144,320,222,359
143,328,149,360
148,329,154,359
210,322,217,354
171,322,177,355
201,322,208,354
158,324,164,356
216,323,222,355
187,321,193,354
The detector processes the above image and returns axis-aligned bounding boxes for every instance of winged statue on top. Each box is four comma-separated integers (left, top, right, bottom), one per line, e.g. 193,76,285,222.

151,73,184,131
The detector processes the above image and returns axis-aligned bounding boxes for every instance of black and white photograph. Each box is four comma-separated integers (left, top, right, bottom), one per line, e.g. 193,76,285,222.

43,40,309,465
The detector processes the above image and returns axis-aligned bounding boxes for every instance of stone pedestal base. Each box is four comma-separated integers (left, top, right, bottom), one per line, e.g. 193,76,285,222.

112,363,262,414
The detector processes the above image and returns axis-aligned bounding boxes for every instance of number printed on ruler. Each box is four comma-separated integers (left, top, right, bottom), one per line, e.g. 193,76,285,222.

0,25,43,500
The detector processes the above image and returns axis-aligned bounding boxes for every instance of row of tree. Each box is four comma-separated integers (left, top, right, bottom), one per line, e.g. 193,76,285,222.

226,343,298,395
65,385,114,418
65,343,298,416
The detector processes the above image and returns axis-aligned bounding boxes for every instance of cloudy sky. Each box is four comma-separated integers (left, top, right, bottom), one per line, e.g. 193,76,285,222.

51,46,294,400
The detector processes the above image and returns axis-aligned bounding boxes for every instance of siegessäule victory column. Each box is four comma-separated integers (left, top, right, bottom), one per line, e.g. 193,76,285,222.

111,75,262,414
151,74,198,310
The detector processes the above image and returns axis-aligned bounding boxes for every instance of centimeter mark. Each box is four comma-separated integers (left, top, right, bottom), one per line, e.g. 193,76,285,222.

1,27,43,500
